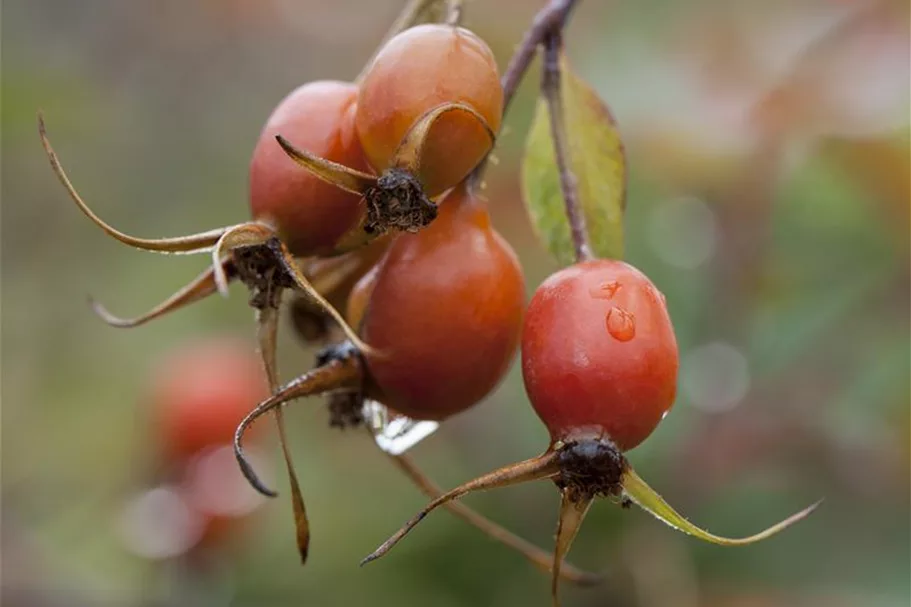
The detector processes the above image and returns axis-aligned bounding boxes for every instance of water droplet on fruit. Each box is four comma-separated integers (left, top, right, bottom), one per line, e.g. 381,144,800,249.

606,307,636,341
591,280,622,300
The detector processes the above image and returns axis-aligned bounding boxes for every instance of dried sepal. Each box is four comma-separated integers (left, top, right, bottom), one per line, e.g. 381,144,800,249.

257,304,309,562
38,114,232,254
234,351,362,498
387,451,603,586
211,222,276,297
621,466,822,546
361,451,561,565
90,258,235,328
551,488,594,607
388,102,496,174
275,135,376,195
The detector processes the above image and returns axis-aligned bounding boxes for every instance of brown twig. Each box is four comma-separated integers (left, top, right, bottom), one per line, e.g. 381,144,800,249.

541,32,593,262
467,0,586,259
500,0,580,113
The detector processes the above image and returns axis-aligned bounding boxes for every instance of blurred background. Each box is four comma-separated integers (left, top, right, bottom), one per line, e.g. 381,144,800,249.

2,0,909,605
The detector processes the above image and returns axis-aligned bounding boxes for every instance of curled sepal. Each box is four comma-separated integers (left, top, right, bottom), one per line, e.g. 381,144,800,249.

389,102,496,176
621,466,822,545
211,222,276,297
386,451,603,586
552,488,595,607
234,354,362,498
38,114,232,255
361,451,562,566
90,258,235,328
275,135,376,195
521,54,627,265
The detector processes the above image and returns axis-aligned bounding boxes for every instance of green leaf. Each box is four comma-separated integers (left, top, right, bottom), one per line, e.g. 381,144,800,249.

520,57,627,265
621,466,821,545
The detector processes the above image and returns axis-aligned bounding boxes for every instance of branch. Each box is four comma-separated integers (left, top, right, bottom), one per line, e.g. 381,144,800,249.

501,0,580,113
468,0,580,187
541,32,593,262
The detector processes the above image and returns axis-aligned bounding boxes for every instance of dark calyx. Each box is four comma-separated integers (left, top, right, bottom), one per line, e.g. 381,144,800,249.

554,438,628,499
364,168,437,234
232,238,297,309
316,342,365,429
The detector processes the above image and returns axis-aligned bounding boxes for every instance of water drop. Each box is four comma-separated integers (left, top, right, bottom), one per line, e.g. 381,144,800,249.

606,307,636,341
591,280,622,300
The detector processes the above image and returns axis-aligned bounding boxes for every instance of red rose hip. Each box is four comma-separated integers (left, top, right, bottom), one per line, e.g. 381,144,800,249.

522,259,678,451
353,181,525,421
250,80,371,256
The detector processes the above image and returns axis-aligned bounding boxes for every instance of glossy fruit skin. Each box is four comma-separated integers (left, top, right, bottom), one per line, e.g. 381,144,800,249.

250,81,371,256
150,338,269,461
356,24,503,197
351,184,524,420
521,260,678,451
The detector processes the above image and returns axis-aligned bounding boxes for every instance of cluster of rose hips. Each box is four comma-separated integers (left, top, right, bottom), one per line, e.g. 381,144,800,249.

40,2,818,605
